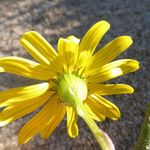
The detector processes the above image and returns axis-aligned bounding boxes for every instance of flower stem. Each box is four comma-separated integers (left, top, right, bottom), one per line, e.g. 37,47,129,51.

76,102,112,150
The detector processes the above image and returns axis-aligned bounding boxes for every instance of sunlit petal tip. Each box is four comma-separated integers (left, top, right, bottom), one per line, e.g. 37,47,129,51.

97,20,110,28
112,35,133,49
136,60,140,69
67,35,80,43
118,36,133,48
20,31,31,39
20,31,38,42
21,30,37,35
67,122,79,138
127,85,134,93
123,36,133,47
130,59,140,71
120,35,133,43
120,84,135,94
92,20,110,35
111,109,121,120
28,31,39,35
68,131,79,138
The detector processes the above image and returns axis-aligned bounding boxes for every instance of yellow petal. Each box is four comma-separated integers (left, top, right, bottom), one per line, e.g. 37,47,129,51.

87,59,139,83
0,82,51,107
0,56,57,80
76,21,110,76
0,92,52,126
87,36,133,73
79,21,110,54
67,36,80,69
40,104,66,139
84,102,105,122
88,83,134,95
21,31,62,73
20,40,49,65
27,31,57,58
57,36,79,72
66,106,78,138
18,95,60,144
20,31,57,65
86,94,120,120
75,50,92,76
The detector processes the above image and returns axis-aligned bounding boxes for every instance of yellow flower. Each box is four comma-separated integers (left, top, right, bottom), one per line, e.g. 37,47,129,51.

0,21,139,148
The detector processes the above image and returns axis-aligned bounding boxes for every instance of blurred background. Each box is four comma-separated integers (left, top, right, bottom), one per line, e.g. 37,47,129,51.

0,0,149,149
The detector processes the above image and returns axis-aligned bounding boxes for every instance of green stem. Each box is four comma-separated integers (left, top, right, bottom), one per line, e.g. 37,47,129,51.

134,103,150,150
76,102,112,150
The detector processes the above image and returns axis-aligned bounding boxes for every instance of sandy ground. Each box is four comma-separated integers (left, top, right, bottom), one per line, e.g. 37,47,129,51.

0,0,149,150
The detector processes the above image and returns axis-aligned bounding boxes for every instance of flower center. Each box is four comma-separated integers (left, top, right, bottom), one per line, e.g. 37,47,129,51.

56,73,87,106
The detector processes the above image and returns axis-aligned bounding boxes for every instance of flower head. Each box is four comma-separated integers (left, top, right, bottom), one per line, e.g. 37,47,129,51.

0,21,139,148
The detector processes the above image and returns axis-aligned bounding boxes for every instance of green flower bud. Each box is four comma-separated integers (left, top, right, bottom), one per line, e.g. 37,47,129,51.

56,73,87,106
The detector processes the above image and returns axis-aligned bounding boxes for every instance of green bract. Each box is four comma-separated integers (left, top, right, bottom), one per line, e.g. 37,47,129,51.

56,73,87,106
